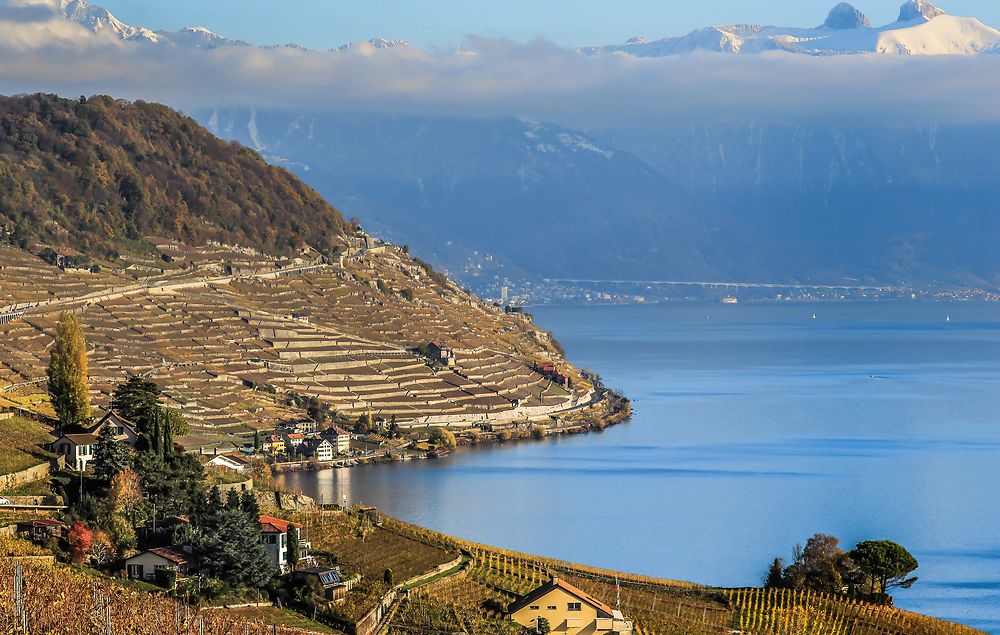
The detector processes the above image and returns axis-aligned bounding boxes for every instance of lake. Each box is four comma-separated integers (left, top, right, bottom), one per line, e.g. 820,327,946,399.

276,302,1000,632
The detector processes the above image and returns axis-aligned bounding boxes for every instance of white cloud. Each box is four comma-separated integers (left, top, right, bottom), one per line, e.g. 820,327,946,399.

1,5,1000,129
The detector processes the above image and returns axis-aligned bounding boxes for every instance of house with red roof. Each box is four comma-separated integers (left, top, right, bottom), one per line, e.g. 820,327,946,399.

124,547,192,584
16,519,67,543
259,514,308,572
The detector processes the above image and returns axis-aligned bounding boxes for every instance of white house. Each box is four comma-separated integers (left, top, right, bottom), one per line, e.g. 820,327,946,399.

205,453,250,473
49,432,98,471
321,426,351,454
259,515,306,573
91,410,141,448
283,432,306,449
125,547,191,583
303,438,334,462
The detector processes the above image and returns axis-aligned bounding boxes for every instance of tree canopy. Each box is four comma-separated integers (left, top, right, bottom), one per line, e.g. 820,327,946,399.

0,94,351,260
850,540,919,596
92,424,132,481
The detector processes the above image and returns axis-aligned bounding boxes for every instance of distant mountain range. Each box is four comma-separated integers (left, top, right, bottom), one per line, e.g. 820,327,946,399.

199,109,1000,291
37,0,1000,294
60,0,1000,58
58,0,408,51
584,1,1000,56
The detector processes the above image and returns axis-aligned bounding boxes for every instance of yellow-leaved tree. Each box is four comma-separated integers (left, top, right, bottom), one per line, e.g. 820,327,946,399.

47,312,91,428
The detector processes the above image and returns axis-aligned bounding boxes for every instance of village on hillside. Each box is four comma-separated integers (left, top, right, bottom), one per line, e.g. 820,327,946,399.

0,308,644,635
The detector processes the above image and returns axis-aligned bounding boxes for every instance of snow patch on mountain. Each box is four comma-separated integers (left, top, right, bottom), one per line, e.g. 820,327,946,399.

586,1,1000,57
899,0,947,23
334,38,409,53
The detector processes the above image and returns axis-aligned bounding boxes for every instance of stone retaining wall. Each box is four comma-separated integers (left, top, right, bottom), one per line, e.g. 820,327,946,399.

0,457,63,493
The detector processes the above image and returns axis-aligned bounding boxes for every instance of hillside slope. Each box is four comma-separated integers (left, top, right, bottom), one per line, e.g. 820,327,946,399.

0,94,351,259
0,94,600,445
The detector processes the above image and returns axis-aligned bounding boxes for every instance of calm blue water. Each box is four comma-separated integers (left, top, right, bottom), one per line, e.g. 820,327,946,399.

277,302,1000,632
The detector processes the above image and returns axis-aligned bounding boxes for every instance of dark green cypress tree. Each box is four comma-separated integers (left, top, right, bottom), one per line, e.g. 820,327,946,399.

162,412,174,457
150,414,161,457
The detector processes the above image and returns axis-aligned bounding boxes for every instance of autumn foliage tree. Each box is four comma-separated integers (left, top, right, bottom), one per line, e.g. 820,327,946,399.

47,312,91,428
67,521,94,564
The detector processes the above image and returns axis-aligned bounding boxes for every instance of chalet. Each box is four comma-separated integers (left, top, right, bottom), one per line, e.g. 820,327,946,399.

91,410,141,448
292,566,349,601
16,519,67,543
49,432,98,471
427,340,455,367
125,547,192,584
205,453,251,473
320,426,351,454
303,437,335,462
259,515,307,573
509,577,633,635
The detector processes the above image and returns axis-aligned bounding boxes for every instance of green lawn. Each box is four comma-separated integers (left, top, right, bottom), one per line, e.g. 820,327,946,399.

222,606,338,633
0,416,54,477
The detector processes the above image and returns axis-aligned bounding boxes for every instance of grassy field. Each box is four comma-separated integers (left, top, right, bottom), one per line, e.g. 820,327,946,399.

220,606,339,633
0,416,54,477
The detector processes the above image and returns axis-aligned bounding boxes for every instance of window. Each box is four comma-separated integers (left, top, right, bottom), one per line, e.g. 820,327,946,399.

567,603,582,612
547,606,556,610
529,606,540,611
127,564,143,579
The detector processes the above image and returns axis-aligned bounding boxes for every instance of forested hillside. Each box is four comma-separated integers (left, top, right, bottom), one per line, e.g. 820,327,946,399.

0,94,351,260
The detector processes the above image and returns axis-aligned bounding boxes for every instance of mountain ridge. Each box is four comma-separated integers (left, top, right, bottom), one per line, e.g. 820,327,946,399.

583,0,1000,57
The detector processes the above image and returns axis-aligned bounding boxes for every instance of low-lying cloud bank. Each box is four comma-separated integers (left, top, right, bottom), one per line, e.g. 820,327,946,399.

2,1,1000,128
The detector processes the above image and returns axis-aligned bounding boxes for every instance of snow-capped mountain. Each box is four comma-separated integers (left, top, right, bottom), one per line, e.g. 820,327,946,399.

58,0,402,52
335,38,410,53
59,0,246,47
584,1,1000,56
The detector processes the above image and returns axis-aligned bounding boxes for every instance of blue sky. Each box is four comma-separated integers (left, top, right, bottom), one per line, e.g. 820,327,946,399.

95,0,1000,49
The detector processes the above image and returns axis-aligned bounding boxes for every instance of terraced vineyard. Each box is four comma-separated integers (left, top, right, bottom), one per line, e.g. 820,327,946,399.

0,238,594,446
297,510,459,583
727,588,986,635
363,516,988,635
0,559,324,634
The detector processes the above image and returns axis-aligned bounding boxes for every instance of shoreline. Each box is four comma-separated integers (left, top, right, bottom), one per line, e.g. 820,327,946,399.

272,390,632,474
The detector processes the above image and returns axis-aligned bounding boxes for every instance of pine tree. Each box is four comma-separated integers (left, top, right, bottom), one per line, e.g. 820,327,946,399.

241,490,260,518
765,558,786,589
47,312,91,428
93,425,131,481
194,507,275,587
226,489,241,510
208,485,223,510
